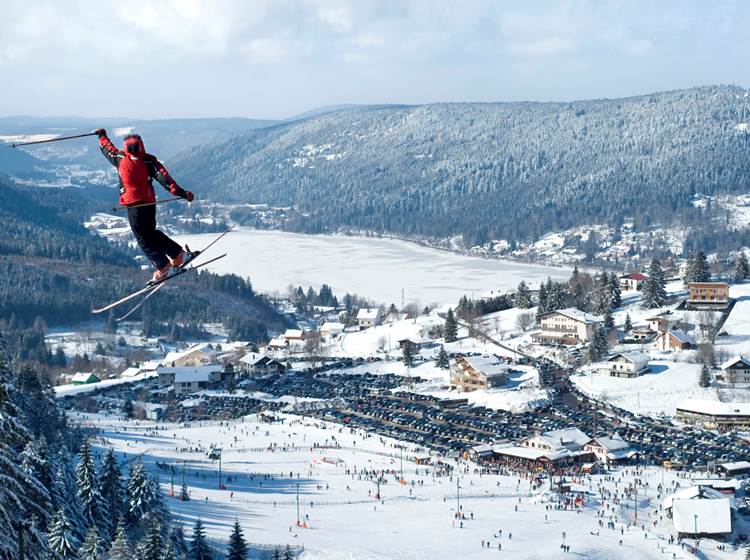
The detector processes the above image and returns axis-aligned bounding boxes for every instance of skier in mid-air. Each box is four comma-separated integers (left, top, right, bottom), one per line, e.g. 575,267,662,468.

94,128,195,283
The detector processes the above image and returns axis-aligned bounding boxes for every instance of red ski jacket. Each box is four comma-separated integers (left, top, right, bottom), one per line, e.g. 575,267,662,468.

99,134,186,206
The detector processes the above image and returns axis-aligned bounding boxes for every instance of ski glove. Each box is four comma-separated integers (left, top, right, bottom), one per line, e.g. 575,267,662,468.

184,191,195,202
170,185,194,202
94,128,107,139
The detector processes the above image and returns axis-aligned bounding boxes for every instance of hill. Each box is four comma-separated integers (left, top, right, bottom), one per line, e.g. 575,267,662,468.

0,143,46,176
171,86,750,247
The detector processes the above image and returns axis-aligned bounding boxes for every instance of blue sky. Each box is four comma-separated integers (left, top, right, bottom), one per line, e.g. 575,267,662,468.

1,0,749,119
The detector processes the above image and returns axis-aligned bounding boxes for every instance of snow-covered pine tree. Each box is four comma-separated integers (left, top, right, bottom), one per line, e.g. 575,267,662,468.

699,363,711,388
588,325,608,362
77,438,106,533
282,544,294,560
514,281,532,309
52,455,86,542
80,526,102,560
641,259,667,309
684,251,710,285
20,436,54,530
108,520,130,560
545,282,564,312
732,252,750,282
624,313,633,333
435,345,449,370
607,272,622,309
402,341,416,369
137,517,164,560
188,519,212,560
127,460,154,524
48,509,77,559
536,281,548,314
99,447,123,540
179,482,190,501
227,519,248,560
603,308,614,329
443,308,458,343
170,526,188,557
591,273,611,315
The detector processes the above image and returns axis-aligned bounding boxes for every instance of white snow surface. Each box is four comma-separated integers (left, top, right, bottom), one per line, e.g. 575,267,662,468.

76,412,743,559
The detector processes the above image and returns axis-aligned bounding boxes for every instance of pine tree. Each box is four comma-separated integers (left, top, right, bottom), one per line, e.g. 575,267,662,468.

443,308,458,343
699,363,711,388
545,282,564,312
137,517,164,560
514,281,532,309
188,519,212,560
282,545,293,560
588,325,609,362
80,526,101,560
732,252,750,282
99,448,123,540
641,259,667,309
536,281,548,314
607,272,622,309
603,308,614,329
591,273,611,315
77,438,105,532
435,345,449,370
624,313,633,333
227,519,248,560
122,399,134,418
180,482,190,501
127,461,154,524
48,509,77,559
402,341,416,369
108,520,130,560
170,526,188,558
684,251,711,285
52,454,86,543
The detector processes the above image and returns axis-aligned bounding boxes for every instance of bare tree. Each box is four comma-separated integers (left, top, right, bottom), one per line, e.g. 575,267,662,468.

377,336,387,353
696,310,721,343
516,311,535,332
304,331,322,366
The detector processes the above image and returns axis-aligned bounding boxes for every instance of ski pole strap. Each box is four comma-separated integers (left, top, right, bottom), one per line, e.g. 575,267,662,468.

9,131,99,148
111,197,184,212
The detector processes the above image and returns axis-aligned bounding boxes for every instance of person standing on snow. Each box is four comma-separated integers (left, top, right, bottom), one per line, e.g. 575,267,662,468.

95,128,195,283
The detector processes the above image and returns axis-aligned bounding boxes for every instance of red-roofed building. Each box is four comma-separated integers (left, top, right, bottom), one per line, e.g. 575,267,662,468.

620,272,647,291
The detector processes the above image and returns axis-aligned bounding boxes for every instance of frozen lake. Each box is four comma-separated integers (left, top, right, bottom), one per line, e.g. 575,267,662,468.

181,229,571,305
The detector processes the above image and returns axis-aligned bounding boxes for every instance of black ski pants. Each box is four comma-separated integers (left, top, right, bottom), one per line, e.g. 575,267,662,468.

127,205,182,269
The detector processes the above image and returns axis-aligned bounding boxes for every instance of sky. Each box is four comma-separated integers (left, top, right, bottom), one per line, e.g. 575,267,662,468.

2,0,750,120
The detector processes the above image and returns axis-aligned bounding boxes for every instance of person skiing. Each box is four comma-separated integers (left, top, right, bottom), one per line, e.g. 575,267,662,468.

95,128,194,283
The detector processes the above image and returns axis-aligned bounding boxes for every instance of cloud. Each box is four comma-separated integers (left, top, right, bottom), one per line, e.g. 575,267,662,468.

240,38,286,65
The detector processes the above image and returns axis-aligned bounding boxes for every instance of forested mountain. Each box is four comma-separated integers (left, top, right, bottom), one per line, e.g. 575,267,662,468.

0,143,45,176
0,182,289,338
172,86,750,247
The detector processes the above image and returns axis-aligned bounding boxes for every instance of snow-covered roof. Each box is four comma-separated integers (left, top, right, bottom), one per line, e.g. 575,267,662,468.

672,498,732,534
239,352,264,365
676,399,750,417
267,336,288,348
141,360,162,371
357,308,381,320
119,367,142,379
461,356,510,379
663,485,726,509
543,307,602,324
606,352,649,370
535,427,590,450
284,329,304,339
71,372,98,382
163,343,216,364
663,328,696,345
589,436,629,452
720,460,750,472
720,356,750,370
174,370,215,383
321,322,345,332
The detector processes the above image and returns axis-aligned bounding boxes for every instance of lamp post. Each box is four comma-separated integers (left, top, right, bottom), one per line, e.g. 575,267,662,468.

694,514,698,548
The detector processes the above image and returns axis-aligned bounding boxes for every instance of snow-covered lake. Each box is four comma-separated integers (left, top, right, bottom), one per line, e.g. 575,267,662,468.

181,229,571,305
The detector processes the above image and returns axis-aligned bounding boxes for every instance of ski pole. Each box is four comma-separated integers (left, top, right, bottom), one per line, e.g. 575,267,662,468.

111,197,185,212
9,131,99,148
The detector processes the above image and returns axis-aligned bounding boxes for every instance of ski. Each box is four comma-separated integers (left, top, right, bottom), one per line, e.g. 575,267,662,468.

114,281,167,322
92,253,227,315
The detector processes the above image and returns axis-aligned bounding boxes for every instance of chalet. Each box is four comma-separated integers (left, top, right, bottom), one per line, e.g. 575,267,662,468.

397,336,435,350
717,461,750,478
656,328,695,351
356,308,382,329
718,356,750,385
603,352,650,378
671,498,732,540
676,399,750,430
383,309,408,323
173,369,223,395
584,436,633,465
157,365,223,386
620,272,647,291
267,336,288,350
450,356,509,392
687,282,730,305
521,427,591,453
162,343,217,367
629,326,656,341
239,353,286,376
283,329,305,342
71,372,100,386
533,308,603,345
320,322,345,339
492,428,594,467
646,315,672,334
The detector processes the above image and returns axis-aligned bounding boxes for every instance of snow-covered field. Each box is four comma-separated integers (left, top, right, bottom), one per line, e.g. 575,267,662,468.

78,412,745,559
181,229,571,305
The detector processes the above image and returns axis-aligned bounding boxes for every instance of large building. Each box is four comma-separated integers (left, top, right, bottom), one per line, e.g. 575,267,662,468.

162,343,217,367
492,428,594,467
602,352,650,378
620,272,647,291
687,282,730,306
157,365,223,386
584,436,634,465
239,353,287,376
718,356,750,385
533,308,603,345
676,399,750,430
450,356,509,392
356,308,382,330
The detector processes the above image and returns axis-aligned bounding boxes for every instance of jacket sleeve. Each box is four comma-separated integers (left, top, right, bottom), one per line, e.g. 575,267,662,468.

145,155,185,196
98,136,122,167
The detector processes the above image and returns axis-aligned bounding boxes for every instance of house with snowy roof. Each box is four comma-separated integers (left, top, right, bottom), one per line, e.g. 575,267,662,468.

492,428,594,466
584,435,634,465
320,322,345,339
676,399,750,430
521,427,591,453
239,352,286,376
620,272,647,291
602,352,650,378
534,307,603,345
450,356,509,391
71,372,100,386
672,498,732,539
356,308,382,329
162,343,217,367
656,328,696,352
157,364,223,386
718,356,750,385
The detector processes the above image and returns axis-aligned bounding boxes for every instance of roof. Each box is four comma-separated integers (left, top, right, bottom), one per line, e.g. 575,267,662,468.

163,343,216,364
357,308,381,320
71,372,98,382
119,367,142,378
721,356,750,370
720,460,750,471
174,370,215,383
622,272,647,281
284,329,304,339
460,356,510,379
495,445,588,462
589,436,629,452
677,399,750,417
672,498,732,534
239,352,265,366
321,322,345,332
688,281,729,288
158,365,222,375
267,336,288,348
606,352,649,369
534,427,590,451
542,307,602,324
663,328,696,345
663,485,726,509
